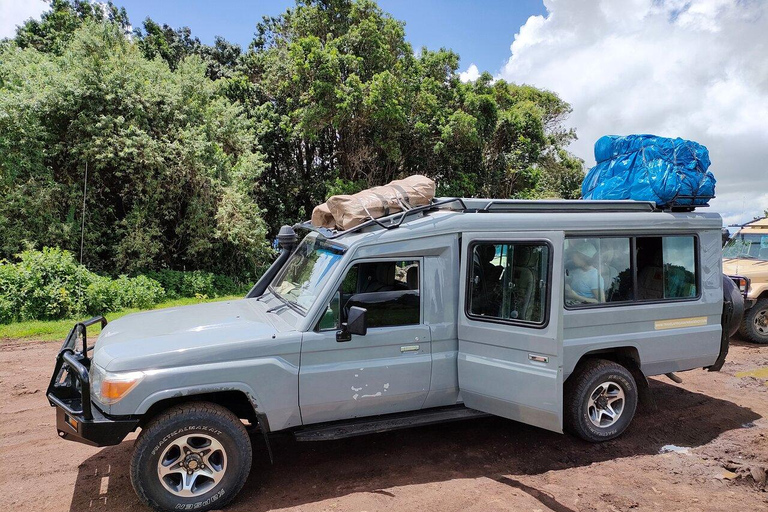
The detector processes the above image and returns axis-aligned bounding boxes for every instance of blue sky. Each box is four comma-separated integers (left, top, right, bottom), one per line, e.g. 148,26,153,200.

110,0,544,76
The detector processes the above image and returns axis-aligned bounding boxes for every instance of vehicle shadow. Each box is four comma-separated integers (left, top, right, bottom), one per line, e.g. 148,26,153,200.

68,380,761,512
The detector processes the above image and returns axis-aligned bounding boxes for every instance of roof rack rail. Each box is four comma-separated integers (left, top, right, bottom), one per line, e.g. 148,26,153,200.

295,197,695,240
294,197,467,240
471,199,656,213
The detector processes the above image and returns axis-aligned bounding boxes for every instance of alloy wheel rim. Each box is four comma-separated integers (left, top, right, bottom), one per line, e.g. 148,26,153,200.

754,308,768,336
587,381,625,428
157,433,227,497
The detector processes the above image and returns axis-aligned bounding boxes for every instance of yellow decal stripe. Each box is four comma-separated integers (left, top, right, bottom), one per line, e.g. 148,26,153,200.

654,317,707,330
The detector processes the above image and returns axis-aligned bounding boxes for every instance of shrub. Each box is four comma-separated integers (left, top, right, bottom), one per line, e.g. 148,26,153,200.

84,275,164,313
0,248,95,322
145,269,243,298
111,275,165,310
0,248,166,323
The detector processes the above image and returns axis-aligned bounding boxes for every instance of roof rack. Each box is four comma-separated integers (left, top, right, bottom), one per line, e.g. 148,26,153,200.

295,197,694,240
294,197,467,240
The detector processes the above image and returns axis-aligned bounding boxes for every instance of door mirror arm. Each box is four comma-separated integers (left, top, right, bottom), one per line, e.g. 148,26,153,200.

336,306,367,342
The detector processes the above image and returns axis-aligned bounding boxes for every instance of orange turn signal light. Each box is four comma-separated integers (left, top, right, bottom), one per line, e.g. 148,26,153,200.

101,380,140,401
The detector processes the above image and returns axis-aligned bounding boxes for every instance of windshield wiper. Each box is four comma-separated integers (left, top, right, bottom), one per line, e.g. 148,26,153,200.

266,302,289,313
266,286,307,315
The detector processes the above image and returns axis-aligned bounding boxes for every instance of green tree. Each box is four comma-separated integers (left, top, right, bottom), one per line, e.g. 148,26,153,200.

134,19,242,80
2,0,584,276
238,0,583,232
0,22,270,277
12,0,130,54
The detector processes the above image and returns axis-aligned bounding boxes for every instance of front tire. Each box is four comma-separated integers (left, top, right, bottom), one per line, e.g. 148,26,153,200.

130,402,252,512
739,298,768,344
565,359,638,442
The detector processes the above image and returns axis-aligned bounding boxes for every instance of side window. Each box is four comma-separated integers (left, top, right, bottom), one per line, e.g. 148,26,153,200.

318,260,420,330
467,242,550,325
637,236,697,299
563,235,698,308
564,238,632,306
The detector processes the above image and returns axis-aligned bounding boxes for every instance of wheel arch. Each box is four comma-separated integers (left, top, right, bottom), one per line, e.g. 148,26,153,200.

137,388,266,432
566,346,643,383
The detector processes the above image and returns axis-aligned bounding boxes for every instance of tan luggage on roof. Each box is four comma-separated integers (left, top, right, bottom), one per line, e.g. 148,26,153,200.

312,175,435,231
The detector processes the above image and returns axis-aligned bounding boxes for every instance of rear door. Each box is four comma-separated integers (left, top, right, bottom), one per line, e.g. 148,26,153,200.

457,231,564,432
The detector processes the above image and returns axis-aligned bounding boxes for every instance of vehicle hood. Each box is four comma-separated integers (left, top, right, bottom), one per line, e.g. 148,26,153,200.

92,299,296,372
723,257,768,293
723,257,768,276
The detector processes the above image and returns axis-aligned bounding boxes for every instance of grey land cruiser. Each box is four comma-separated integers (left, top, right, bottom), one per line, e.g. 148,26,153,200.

47,198,742,511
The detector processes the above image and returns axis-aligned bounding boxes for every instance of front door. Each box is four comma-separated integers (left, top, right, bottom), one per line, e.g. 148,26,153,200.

299,258,432,424
457,232,564,432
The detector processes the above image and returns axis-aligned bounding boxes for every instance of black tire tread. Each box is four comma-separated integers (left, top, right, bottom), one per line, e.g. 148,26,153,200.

130,401,252,512
564,358,637,442
740,298,768,344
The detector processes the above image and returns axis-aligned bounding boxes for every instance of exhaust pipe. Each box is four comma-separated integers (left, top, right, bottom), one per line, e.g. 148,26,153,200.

246,225,299,298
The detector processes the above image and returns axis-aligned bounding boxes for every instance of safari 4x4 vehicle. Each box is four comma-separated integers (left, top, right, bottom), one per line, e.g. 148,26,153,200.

723,217,768,343
48,199,742,512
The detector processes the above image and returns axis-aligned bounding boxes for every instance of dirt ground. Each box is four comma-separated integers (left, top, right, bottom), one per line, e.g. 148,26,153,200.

1,337,766,512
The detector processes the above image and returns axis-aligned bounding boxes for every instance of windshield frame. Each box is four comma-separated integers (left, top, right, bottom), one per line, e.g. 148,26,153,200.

268,235,347,316
723,232,768,261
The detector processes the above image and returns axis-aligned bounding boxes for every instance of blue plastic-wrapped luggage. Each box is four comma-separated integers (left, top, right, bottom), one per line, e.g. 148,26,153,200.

582,134,716,207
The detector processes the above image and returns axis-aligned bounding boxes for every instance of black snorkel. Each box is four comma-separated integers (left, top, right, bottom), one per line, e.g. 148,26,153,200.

246,225,299,298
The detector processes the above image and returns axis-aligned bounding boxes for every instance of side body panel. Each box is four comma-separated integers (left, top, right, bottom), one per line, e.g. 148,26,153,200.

299,323,432,424
457,231,565,433
562,228,723,379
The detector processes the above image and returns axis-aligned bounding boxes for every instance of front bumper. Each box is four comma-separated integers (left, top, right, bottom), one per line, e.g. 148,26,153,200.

47,317,139,447
52,397,139,447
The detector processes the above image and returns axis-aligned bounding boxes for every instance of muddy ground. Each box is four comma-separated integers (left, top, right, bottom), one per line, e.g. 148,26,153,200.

1,337,766,512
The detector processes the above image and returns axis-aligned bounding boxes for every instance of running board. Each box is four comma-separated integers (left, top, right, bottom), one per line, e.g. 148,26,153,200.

293,406,489,442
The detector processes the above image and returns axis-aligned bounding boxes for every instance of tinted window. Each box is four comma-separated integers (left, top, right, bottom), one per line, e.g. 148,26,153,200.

318,260,420,330
564,238,632,306
637,236,697,300
468,243,550,325
563,235,698,308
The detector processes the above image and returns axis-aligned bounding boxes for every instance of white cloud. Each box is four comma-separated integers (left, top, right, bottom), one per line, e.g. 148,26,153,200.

459,63,480,83
498,0,768,224
0,0,47,40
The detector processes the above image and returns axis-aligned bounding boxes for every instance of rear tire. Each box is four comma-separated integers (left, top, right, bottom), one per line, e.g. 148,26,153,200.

739,298,768,344
565,359,638,442
130,402,252,512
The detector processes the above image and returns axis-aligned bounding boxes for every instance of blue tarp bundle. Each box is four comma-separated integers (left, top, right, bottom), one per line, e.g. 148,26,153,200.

581,134,716,206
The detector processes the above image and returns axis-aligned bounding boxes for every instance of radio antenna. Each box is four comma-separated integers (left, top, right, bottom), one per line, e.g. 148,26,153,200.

80,161,88,265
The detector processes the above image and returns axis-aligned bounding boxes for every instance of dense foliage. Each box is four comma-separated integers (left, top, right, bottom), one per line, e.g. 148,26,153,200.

1,0,583,284
0,248,244,323
0,248,164,322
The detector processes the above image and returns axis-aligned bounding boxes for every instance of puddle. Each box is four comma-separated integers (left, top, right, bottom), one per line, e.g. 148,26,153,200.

735,367,768,381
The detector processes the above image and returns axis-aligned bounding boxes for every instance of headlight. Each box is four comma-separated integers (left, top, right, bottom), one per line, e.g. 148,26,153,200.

733,276,749,294
90,364,144,405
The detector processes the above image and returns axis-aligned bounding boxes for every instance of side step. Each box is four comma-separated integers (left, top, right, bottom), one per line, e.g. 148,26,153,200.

293,406,489,442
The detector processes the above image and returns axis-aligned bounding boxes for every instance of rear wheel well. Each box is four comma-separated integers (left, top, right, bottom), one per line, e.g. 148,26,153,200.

568,347,653,411
757,291,768,300
138,391,259,430
569,347,642,381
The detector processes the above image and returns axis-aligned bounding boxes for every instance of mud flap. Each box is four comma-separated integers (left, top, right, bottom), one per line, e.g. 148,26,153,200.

708,275,742,372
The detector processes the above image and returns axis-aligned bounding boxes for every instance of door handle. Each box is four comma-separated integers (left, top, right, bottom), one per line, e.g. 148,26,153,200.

400,345,420,353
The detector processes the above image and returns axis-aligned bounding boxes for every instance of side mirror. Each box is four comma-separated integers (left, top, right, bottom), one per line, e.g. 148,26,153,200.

337,306,367,342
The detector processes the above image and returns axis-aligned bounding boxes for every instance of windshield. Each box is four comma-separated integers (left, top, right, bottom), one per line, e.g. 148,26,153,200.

269,236,346,314
723,233,768,261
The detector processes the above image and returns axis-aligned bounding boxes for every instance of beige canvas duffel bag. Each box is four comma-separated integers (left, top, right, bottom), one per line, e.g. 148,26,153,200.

311,175,435,231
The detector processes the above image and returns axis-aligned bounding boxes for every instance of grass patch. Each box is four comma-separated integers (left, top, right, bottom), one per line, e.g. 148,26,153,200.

0,295,243,342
